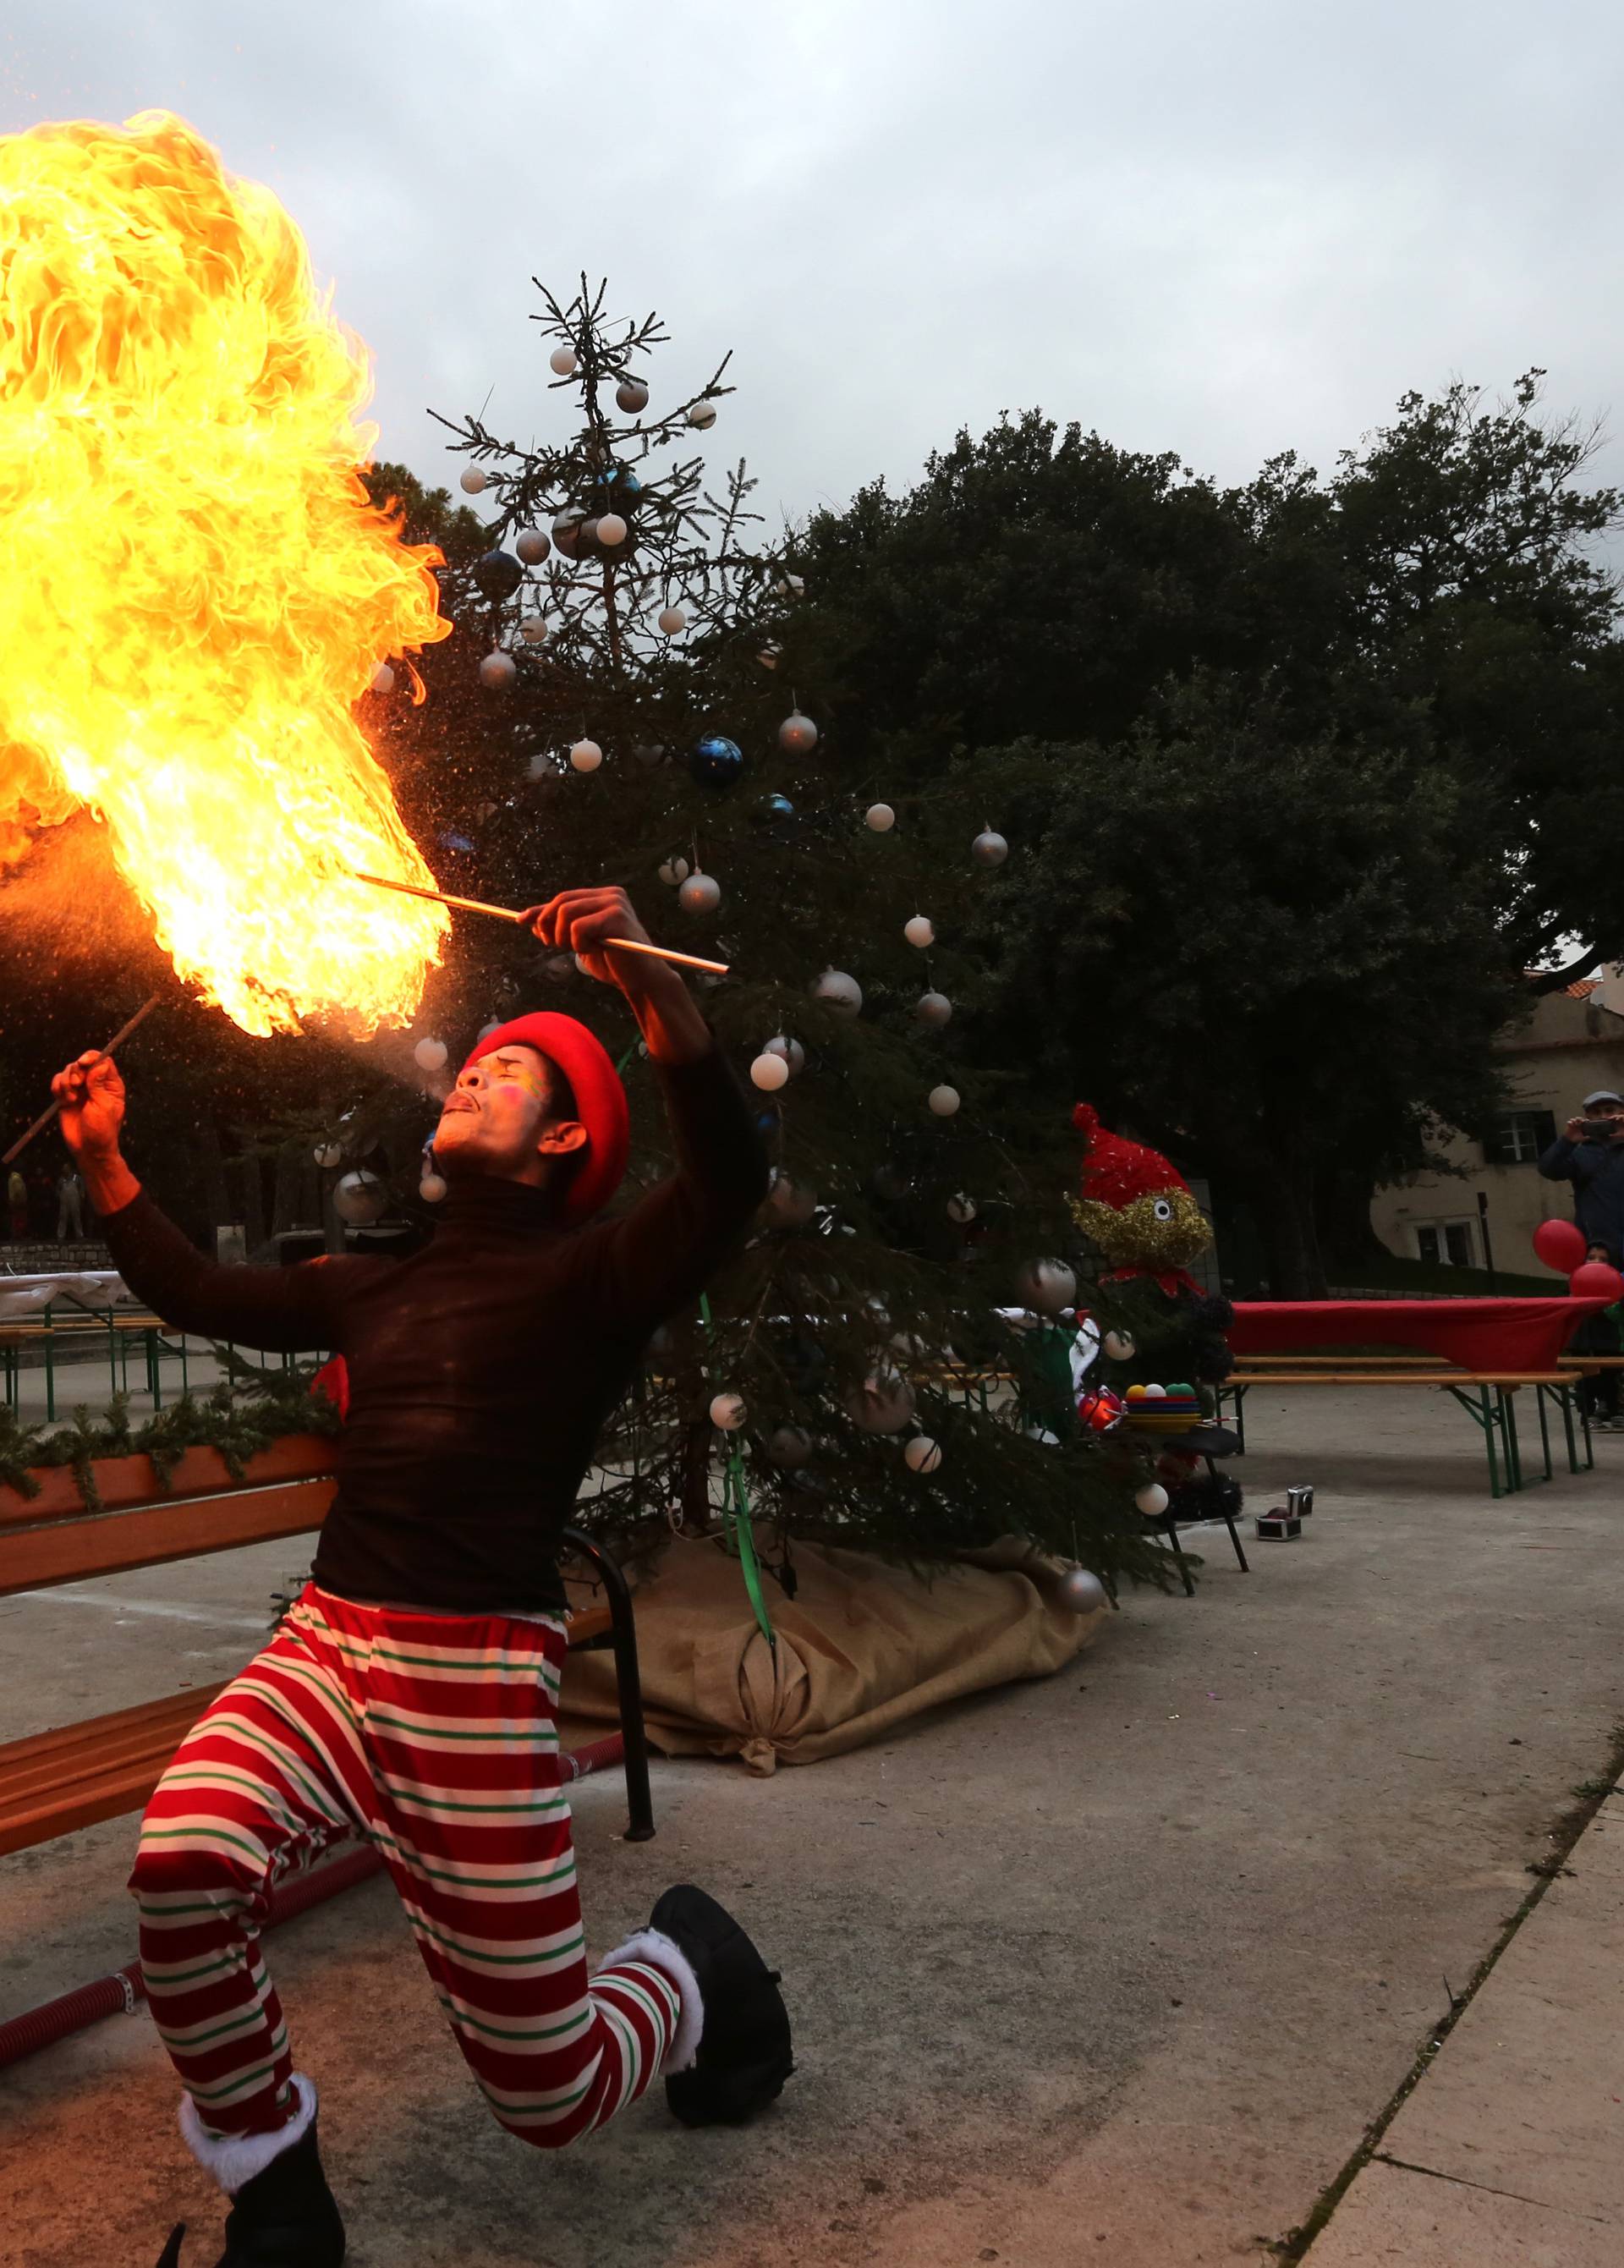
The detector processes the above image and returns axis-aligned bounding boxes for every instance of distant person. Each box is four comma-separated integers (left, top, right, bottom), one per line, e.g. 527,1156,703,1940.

1570,1240,1624,1431
5,1166,25,1241
56,1165,85,1241
1537,1089,1624,1254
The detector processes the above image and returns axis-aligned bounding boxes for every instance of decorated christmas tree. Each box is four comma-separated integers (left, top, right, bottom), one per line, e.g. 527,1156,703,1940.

349,280,1168,1597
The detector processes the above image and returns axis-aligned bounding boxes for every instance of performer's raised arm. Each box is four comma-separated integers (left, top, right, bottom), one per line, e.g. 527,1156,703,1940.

51,1047,342,1351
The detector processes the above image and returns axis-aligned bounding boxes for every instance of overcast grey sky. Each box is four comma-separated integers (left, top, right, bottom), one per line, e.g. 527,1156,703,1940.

3,0,1622,536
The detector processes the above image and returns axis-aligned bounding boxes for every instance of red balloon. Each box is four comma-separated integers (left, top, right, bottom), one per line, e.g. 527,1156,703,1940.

1570,1260,1624,1302
1533,1217,1588,1273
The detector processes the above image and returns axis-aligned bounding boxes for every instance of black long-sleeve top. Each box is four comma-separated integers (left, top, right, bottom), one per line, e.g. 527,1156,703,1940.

103,1046,768,1613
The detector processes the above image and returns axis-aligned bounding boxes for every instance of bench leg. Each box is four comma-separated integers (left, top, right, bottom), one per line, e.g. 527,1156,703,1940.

1534,1382,1553,1483
1451,1384,1502,1498
561,1527,655,1842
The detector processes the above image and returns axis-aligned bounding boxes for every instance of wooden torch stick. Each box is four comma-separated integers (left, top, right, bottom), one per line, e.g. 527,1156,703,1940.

3,993,164,1166
349,870,731,977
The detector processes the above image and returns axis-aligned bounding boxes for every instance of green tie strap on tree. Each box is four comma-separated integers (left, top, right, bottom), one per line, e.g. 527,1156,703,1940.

700,1292,775,1648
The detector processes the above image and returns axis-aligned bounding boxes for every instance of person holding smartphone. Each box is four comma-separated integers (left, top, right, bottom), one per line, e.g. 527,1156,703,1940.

1537,1088,1624,1257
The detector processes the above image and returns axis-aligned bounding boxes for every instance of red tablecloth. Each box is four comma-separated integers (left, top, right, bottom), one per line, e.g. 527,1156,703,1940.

1227,1298,1609,1374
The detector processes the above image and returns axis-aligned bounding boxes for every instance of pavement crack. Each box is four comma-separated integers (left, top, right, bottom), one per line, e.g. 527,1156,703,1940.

1373,2153,1609,2223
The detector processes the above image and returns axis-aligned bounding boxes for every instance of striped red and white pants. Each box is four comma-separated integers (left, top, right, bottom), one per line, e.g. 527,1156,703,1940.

129,1585,686,2148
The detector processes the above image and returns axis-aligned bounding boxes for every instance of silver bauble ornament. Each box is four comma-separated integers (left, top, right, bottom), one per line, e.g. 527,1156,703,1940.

757,640,783,669
777,711,819,755
813,969,863,1017
1019,1259,1077,1313
333,1169,387,1226
766,1423,813,1468
915,991,952,1029
551,507,587,558
370,662,395,694
765,1035,804,1074
1103,1329,1136,1361
865,803,896,832
710,1392,748,1431
657,605,687,635
972,828,1009,869
764,1172,818,1227
928,1085,961,1118
846,1370,916,1435
515,528,551,564
687,399,717,430
549,344,579,376
480,650,517,689
1059,1567,1108,1615
946,1191,977,1223
458,466,488,494
313,1141,343,1170
904,914,935,949
678,871,721,914
904,1434,943,1474
413,1037,448,1072
616,376,650,413
569,738,603,772
1135,1482,1171,1518
750,1052,790,1092
658,856,690,887
518,615,550,645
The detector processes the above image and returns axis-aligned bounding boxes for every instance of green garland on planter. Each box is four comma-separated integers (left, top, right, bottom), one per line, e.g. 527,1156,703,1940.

0,1348,340,1512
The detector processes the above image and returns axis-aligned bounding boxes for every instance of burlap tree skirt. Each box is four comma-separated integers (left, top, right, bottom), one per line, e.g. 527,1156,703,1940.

562,1534,1106,1775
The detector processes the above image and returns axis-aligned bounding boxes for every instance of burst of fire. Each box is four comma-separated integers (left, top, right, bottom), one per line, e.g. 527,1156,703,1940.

0,111,453,1036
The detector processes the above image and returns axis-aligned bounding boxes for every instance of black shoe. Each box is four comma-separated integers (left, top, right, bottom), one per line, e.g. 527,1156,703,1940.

156,2124,346,2267
649,1883,794,2127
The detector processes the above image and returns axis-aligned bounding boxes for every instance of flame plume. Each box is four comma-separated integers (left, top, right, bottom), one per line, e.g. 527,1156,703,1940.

0,112,453,1036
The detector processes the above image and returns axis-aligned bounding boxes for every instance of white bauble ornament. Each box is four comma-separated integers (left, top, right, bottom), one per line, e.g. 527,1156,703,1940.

519,616,550,645
477,1019,501,1041
846,1370,916,1435
1020,1258,1077,1313
764,1172,817,1227
766,1423,812,1468
413,1037,448,1072
750,1052,790,1092
658,856,690,887
616,376,650,413
678,871,721,914
915,990,952,1029
865,803,896,832
928,1085,961,1118
313,1141,343,1169
946,1191,977,1223
1103,1329,1136,1362
596,512,628,547
333,1170,387,1226
813,968,863,1017
777,711,819,755
525,751,551,782
710,1392,748,1431
569,738,603,772
765,1035,804,1074
1135,1482,1171,1518
904,1434,943,1474
515,528,551,565
370,662,395,694
546,952,574,984
549,344,579,376
1059,1567,1108,1615
774,572,806,598
972,828,1009,869
657,605,687,635
904,914,935,949
687,399,717,429
419,1171,447,1204
458,466,488,494
757,640,783,669
480,650,517,689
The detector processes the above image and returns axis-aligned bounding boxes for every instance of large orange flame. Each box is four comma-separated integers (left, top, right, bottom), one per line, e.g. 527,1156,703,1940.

0,111,452,1036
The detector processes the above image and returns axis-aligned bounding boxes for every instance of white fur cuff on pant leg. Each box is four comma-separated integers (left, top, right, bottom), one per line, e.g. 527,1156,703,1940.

595,1928,705,2075
178,2072,317,2193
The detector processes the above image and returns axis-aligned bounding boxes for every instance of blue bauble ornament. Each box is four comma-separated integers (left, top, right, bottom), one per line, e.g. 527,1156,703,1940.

591,462,643,505
437,831,477,854
472,548,524,602
690,733,745,787
753,792,795,823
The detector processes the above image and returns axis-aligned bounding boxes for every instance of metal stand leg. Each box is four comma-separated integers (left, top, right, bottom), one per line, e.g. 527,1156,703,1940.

1162,1515,1195,1597
561,1527,655,1842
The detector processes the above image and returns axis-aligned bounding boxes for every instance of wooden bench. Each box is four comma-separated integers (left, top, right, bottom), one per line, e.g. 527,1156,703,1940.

1220,1363,1592,1498
0,1436,653,1853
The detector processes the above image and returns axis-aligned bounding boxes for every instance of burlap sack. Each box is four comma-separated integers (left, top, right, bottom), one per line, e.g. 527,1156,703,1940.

561,1533,1106,1776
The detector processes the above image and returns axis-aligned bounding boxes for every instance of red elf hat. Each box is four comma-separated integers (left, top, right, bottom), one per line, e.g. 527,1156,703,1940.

462,1013,630,1225
1073,1101,1190,1209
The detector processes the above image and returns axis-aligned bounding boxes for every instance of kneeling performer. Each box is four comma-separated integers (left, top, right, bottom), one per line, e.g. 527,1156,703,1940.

52,887,793,2268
